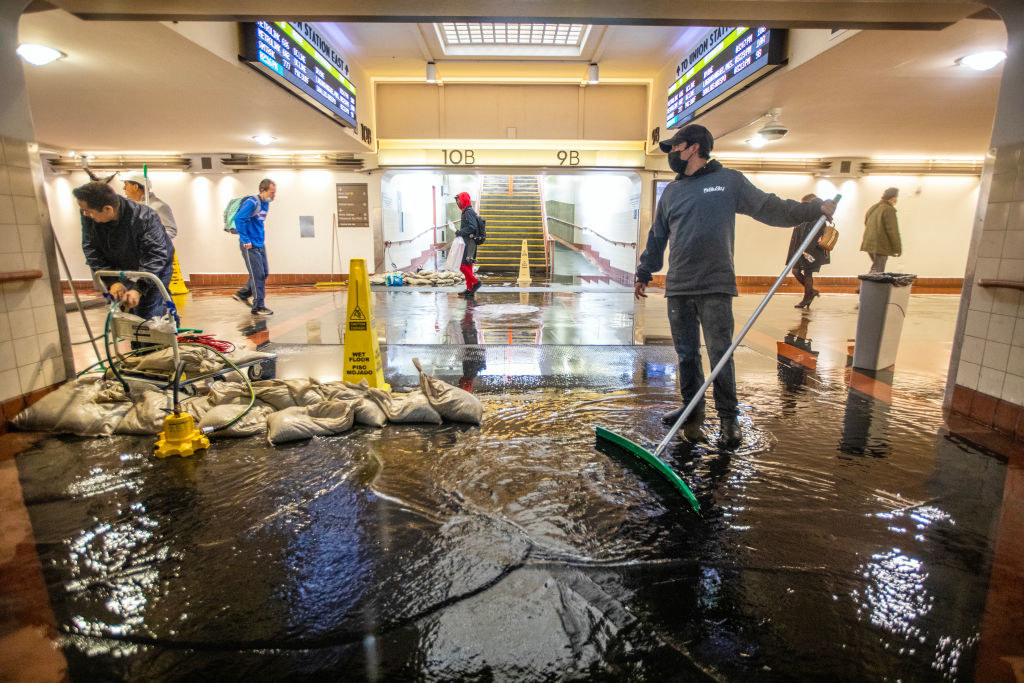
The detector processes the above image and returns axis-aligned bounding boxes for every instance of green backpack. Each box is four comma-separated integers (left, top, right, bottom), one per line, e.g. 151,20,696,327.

223,196,258,234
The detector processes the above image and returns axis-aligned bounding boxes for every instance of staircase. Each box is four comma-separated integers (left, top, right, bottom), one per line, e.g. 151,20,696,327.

474,175,546,275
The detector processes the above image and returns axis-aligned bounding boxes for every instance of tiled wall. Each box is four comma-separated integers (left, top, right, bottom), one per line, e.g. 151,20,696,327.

0,136,66,406
948,141,1024,437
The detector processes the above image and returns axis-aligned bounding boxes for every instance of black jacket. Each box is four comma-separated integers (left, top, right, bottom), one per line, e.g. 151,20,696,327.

456,207,481,264
82,197,175,297
786,218,831,272
636,159,825,296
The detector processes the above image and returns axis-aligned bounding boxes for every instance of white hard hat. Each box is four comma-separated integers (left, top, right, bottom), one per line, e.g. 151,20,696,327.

122,172,151,191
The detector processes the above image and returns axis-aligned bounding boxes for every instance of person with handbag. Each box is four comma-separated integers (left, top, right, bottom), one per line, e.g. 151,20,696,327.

454,192,482,298
786,193,836,308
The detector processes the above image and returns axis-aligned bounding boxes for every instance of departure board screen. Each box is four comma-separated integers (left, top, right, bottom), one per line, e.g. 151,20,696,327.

241,21,357,128
666,27,785,129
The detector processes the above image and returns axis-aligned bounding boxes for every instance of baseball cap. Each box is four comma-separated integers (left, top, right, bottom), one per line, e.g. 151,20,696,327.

122,172,151,191
658,124,714,154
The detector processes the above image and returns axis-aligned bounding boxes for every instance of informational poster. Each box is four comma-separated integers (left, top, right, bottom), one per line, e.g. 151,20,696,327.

299,215,315,238
337,183,369,228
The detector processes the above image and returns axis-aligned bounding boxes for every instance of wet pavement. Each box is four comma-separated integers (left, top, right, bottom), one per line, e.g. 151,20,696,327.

5,286,1017,680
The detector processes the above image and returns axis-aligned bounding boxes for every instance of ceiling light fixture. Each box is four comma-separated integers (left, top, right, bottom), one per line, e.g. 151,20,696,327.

251,135,277,146
586,63,599,84
957,50,1007,71
757,108,789,141
426,61,438,83
747,135,767,149
16,43,65,66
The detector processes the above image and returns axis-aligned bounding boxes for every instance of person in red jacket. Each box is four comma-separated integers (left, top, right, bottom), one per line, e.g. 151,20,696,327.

455,192,482,297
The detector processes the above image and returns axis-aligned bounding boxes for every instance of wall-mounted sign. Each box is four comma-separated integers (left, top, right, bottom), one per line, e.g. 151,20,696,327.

377,144,646,168
241,21,357,128
336,183,369,227
666,27,786,129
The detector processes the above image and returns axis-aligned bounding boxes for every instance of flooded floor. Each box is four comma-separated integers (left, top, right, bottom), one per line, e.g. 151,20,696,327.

7,288,1018,679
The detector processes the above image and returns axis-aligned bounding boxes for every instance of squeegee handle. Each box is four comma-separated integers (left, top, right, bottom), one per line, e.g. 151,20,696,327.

654,195,841,458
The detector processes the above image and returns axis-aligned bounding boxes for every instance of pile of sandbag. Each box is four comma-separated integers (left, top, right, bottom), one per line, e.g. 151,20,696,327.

369,270,465,287
11,359,483,447
119,346,275,377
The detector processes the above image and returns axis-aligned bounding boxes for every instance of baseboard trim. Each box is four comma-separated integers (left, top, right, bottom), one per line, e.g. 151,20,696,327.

646,275,962,294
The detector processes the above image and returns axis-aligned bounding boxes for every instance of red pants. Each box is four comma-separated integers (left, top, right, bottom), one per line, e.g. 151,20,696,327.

460,263,478,289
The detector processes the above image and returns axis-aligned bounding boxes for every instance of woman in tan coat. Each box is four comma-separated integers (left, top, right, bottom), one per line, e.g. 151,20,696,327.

860,187,901,272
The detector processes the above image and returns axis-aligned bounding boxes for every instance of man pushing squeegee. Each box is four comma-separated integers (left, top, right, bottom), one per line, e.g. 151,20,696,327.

597,124,837,513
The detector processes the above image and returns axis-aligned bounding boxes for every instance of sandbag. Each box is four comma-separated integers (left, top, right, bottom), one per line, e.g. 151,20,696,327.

266,401,356,444
366,387,442,424
320,380,388,427
206,381,261,407
198,403,272,438
12,377,132,436
180,395,212,422
115,390,170,435
126,346,223,375
413,358,483,424
253,378,323,410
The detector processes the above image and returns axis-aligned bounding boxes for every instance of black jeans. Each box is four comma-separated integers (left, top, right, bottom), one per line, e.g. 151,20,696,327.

667,294,738,419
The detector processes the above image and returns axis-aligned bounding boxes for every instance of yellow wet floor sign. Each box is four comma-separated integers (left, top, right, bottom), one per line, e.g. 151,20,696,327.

169,252,189,295
516,239,531,287
343,258,390,389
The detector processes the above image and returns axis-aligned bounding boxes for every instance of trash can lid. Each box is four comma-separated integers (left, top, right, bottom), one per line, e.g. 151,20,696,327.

857,273,917,286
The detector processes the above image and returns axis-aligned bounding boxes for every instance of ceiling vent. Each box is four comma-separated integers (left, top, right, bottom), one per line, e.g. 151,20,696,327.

817,158,867,178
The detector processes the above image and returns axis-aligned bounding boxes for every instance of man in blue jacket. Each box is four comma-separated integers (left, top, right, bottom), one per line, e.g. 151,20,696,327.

74,181,174,321
635,125,835,448
232,178,276,315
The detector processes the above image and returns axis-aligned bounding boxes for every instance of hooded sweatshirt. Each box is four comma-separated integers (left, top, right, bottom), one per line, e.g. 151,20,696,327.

636,159,825,296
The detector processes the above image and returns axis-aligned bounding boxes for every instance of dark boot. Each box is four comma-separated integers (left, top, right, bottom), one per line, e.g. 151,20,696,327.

719,417,742,449
662,405,705,441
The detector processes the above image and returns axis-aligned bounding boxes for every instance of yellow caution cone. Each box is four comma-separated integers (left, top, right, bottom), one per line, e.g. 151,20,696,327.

516,239,532,288
169,251,189,295
343,258,390,390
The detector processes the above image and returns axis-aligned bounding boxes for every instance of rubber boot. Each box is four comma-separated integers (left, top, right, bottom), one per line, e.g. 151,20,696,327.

662,405,705,441
719,417,742,449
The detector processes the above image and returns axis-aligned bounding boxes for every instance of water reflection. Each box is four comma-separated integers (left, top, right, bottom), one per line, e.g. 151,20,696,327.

839,367,894,457
776,311,818,392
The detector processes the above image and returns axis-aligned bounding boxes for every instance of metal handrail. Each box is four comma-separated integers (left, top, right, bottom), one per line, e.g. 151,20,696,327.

546,216,637,248
383,222,452,247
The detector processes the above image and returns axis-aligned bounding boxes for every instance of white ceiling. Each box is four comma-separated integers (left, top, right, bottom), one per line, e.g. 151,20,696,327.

16,9,1008,158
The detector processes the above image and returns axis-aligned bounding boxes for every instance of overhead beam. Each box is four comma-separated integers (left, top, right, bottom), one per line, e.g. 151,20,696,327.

47,0,985,30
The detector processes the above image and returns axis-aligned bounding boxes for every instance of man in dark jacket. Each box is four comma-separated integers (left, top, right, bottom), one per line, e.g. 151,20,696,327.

635,124,835,448
74,181,174,321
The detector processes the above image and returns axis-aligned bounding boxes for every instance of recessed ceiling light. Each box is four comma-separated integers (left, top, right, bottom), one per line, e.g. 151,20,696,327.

957,50,1006,71
252,135,277,145
16,43,65,66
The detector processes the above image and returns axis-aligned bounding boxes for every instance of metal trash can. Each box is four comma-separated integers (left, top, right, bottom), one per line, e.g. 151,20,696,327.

852,273,916,371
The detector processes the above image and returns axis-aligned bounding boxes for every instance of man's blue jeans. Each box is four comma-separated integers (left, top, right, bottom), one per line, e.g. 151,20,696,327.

666,294,738,419
238,244,268,309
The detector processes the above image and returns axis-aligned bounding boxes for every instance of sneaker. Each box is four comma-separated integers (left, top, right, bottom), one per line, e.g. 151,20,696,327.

457,289,472,298
232,293,251,307
251,307,274,316
719,417,742,449
470,281,482,293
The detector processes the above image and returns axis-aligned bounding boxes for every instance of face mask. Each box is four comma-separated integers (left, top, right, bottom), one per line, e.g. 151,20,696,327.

667,150,687,174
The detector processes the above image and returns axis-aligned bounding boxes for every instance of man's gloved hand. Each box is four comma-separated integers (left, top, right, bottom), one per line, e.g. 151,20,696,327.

820,199,837,218
109,282,127,301
124,289,141,309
